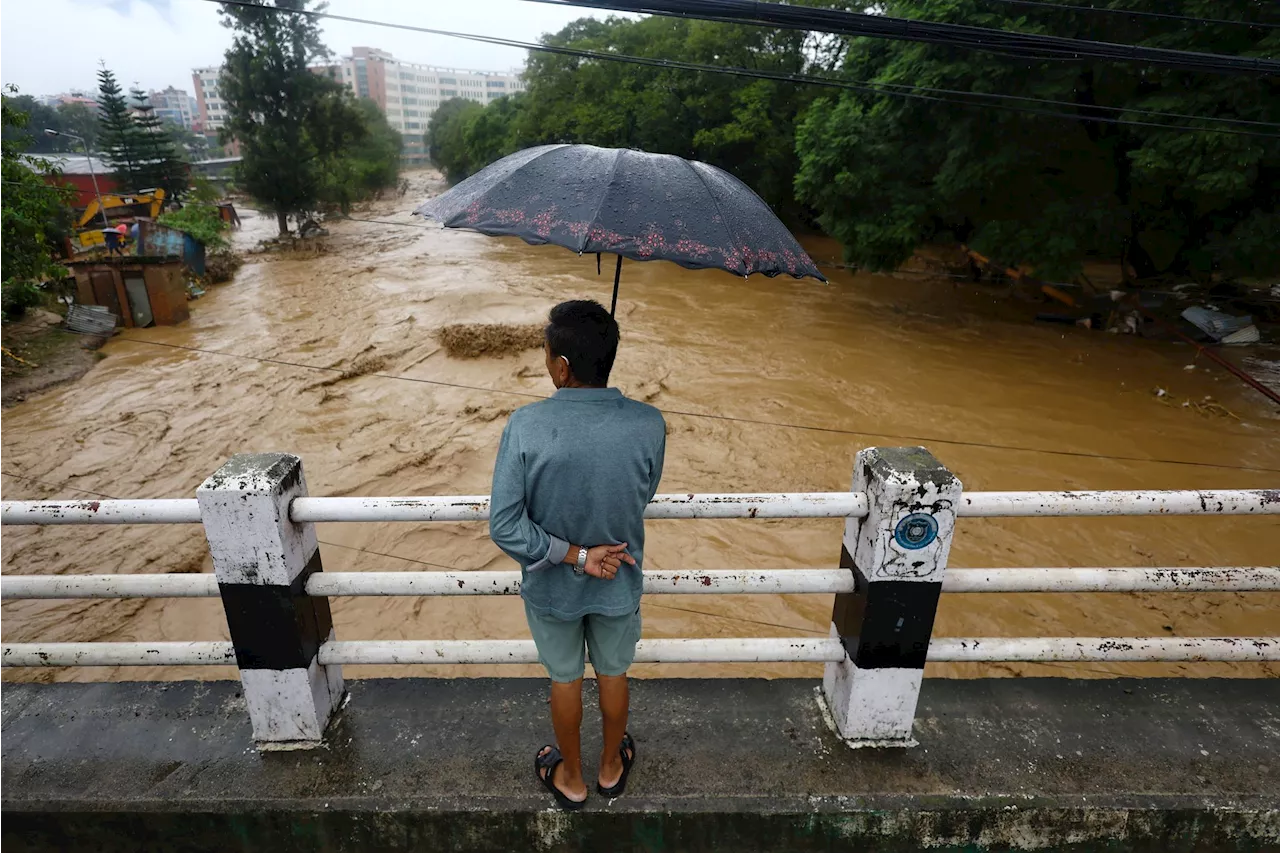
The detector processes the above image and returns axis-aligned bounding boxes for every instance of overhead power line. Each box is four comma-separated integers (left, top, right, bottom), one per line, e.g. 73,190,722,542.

966,0,1280,30
195,0,1279,137
528,0,1280,75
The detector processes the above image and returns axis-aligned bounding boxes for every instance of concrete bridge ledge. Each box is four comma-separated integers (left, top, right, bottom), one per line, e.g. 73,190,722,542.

3,677,1278,851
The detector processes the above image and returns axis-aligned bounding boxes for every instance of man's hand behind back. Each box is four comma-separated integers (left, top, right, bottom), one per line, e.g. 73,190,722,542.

586,543,635,580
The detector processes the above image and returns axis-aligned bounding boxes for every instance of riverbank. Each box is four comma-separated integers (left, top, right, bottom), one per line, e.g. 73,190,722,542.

1,309,107,408
2,167,1277,684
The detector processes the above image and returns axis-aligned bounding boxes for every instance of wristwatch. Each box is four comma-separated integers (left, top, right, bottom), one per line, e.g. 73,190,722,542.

574,547,588,575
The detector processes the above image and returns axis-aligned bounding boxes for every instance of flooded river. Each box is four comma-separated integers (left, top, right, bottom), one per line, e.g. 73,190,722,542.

2,169,1277,683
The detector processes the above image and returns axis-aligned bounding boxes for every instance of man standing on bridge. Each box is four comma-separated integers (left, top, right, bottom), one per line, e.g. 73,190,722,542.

489,299,666,810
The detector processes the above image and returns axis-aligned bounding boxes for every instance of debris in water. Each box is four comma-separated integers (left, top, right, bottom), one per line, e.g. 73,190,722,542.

438,324,544,359
1181,306,1255,341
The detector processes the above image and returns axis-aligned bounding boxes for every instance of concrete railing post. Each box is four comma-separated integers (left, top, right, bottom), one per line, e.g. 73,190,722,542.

822,446,961,746
197,453,343,749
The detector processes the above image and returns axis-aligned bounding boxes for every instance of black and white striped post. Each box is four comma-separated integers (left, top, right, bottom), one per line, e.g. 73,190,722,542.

822,446,961,746
197,453,343,749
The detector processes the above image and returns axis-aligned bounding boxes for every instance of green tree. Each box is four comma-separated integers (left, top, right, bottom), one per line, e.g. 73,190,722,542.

97,64,145,190
220,0,373,235
2,87,72,320
163,119,209,161
130,87,188,197
424,15,821,221
1,96,102,155
55,102,101,152
313,95,401,213
794,0,1280,280
426,96,484,183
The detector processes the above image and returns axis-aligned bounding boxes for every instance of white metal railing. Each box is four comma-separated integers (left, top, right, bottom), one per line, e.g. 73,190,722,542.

4,566,1279,599
2,449,1277,749
3,488,1276,526
4,637,1277,668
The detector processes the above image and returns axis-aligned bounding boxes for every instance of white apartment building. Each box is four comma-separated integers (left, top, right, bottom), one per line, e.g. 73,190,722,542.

195,47,525,163
333,47,526,164
191,66,229,134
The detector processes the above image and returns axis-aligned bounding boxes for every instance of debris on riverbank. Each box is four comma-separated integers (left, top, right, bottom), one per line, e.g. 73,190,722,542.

1,309,107,407
438,323,544,359
205,249,244,284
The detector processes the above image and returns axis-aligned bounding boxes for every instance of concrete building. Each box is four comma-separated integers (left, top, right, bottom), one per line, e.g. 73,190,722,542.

191,66,228,136
37,91,98,108
327,47,526,165
149,86,198,130
196,48,525,165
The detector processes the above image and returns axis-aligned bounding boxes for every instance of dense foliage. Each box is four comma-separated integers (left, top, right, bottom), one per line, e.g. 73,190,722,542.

796,0,1280,281
157,205,230,250
428,2,1279,281
1,88,72,320
219,0,400,234
316,98,403,213
425,14,819,222
0,94,99,153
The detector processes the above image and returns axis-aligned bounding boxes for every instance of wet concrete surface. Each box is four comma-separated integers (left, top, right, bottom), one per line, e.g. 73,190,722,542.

3,677,1278,850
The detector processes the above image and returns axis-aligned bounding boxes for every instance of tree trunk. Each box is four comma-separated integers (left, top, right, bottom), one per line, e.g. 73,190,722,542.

276,210,289,236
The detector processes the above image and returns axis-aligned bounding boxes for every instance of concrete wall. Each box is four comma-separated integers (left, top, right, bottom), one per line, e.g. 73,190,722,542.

4,677,1278,852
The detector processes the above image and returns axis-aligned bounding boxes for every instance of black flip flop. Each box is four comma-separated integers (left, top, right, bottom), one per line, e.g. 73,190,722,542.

534,745,587,811
596,732,636,798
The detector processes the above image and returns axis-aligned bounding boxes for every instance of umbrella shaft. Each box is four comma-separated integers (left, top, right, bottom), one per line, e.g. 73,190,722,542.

610,254,623,316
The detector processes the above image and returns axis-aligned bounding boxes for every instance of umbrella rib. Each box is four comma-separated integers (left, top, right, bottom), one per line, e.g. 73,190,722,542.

580,148,626,255
682,158,743,275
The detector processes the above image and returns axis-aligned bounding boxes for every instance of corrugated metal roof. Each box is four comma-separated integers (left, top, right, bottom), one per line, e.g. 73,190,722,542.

65,304,118,336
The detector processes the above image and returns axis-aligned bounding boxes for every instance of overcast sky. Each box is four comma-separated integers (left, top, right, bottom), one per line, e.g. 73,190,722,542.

1,0,606,96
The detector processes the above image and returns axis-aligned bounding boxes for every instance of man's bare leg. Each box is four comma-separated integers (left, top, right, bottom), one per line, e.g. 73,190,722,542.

597,672,630,788
541,678,588,802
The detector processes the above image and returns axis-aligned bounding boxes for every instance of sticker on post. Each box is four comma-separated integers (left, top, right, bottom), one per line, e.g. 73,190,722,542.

894,513,938,550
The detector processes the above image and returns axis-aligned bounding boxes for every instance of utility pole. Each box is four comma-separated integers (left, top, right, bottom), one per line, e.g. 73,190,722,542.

44,128,109,228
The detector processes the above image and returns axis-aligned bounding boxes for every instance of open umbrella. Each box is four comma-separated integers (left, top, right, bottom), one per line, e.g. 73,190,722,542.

412,144,825,314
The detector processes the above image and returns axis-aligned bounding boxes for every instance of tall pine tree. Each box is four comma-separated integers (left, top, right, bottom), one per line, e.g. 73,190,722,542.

96,65,144,191
130,87,187,197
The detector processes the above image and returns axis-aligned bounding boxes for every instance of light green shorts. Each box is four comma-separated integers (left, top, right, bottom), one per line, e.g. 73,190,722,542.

524,601,642,683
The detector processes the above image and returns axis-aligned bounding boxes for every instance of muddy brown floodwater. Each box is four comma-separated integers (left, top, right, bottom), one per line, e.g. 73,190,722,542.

2,169,1278,684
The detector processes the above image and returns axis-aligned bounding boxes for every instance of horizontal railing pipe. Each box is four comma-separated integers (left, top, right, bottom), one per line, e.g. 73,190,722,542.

289,491,871,523
306,569,860,597
4,636,1276,667
927,637,1280,662
5,490,1276,527
0,641,235,667
4,567,1277,600
958,490,1280,517
0,574,220,598
317,638,844,665
0,499,202,525
943,566,1280,593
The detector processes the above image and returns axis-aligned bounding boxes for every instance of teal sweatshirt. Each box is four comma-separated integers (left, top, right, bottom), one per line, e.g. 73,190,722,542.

489,387,666,620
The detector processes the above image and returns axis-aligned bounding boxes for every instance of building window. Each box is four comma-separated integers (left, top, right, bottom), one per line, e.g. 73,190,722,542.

404,109,419,117
441,89,457,97
439,77,456,85
486,80,506,88
406,122,421,129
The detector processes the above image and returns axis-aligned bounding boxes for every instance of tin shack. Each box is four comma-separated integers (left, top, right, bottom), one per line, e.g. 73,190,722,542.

68,256,189,328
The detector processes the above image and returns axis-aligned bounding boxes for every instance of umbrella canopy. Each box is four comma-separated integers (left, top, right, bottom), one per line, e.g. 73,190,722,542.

413,144,825,312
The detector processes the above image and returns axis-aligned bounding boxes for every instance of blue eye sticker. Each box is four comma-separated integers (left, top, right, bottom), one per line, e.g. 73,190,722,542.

894,513,938,550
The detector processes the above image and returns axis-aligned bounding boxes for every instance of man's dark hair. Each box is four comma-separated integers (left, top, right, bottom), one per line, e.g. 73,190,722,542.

545,300,620,387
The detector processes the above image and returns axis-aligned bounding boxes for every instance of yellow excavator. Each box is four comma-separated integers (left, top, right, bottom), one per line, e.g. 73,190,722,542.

73,189,167,250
